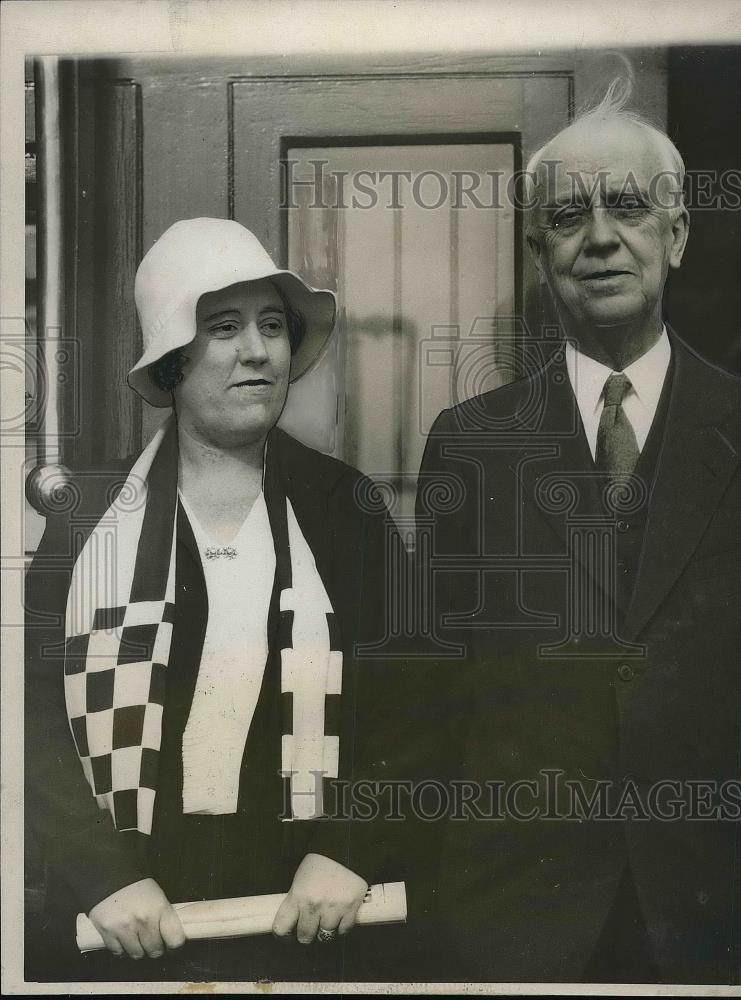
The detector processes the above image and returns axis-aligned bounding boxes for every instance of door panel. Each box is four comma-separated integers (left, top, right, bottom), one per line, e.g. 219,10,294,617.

282,142,517,519
231,72,569,258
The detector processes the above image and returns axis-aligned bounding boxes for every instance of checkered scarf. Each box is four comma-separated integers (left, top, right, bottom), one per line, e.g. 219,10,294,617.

63,416,342,835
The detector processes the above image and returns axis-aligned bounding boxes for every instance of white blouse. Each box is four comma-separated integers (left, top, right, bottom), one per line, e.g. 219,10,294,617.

178,490,276,815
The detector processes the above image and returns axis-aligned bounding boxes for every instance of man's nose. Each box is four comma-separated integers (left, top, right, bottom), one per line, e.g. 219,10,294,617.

236,324,269,364
583,206,620,249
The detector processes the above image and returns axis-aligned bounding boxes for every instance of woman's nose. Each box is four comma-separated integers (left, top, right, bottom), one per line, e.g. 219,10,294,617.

236,324,269,365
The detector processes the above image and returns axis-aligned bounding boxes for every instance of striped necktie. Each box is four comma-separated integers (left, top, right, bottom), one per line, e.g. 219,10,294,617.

595,372,639,476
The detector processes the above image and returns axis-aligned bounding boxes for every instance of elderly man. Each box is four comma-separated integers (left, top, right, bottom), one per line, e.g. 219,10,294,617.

418,87,740,984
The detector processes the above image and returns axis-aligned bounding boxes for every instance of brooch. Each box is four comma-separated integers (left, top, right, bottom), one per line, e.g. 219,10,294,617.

204,545,238,560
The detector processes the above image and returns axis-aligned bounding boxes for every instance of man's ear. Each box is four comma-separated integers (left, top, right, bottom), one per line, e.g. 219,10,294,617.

669,205,690,269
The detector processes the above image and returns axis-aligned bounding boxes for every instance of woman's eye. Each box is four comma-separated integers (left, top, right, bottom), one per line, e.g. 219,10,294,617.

209,322,238,337
261,316,286,335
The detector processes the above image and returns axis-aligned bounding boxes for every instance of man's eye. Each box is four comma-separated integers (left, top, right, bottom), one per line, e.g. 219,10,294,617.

612,198,649,215
553,208,585,228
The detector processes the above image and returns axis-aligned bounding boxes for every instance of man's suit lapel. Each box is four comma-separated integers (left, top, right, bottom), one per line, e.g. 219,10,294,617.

508,354,605,585
623,338,741,640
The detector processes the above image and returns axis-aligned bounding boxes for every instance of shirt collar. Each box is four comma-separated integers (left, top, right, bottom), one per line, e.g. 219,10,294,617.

564,327,671,416
623,328,672,416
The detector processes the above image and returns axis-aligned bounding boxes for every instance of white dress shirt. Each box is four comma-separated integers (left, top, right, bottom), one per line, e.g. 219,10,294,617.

564,329,672,460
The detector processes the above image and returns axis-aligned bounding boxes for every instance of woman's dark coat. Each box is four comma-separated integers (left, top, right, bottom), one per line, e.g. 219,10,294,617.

25,427,416,982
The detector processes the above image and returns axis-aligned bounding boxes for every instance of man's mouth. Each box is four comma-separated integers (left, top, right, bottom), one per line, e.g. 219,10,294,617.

582,269,631,280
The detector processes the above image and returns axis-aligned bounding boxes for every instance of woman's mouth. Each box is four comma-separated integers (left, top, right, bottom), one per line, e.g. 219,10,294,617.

230,378,274,393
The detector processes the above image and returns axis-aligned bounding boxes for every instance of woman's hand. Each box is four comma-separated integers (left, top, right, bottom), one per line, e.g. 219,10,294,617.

272,853,368,944
88,877,186,959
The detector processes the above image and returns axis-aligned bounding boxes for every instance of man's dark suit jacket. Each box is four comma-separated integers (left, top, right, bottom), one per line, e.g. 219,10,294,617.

417,333,741,984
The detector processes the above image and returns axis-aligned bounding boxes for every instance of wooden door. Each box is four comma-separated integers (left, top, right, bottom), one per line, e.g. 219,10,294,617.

229,54,665,519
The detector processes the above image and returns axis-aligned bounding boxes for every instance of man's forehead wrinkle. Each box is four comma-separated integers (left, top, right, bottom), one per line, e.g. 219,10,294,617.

538,170,634,201
558,172,649,194
533,137,666,212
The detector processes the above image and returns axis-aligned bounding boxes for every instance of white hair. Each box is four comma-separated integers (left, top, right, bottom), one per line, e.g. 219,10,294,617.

525,68,685,211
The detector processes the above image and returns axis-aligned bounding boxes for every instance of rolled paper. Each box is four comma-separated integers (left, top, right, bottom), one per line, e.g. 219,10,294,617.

76,881,407,953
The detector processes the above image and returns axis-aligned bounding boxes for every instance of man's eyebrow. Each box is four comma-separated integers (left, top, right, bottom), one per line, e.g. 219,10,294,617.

604,185,650,199
542,197,589,210
257,304,286,316
540,184,651,211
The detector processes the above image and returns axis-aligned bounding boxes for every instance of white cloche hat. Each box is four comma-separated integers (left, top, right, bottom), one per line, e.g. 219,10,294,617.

128,218,337,407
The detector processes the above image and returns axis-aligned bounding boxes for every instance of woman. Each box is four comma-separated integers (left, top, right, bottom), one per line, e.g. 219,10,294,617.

25,218,399,982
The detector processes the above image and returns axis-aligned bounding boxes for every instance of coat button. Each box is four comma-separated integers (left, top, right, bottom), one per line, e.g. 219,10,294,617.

617,519,630,532
617,663,635,682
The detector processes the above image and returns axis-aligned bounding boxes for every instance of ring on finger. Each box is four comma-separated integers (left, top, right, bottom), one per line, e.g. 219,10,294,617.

316,927,336,943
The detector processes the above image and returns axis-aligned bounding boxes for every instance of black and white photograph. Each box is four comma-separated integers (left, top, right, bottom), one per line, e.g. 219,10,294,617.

1,0,740,994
